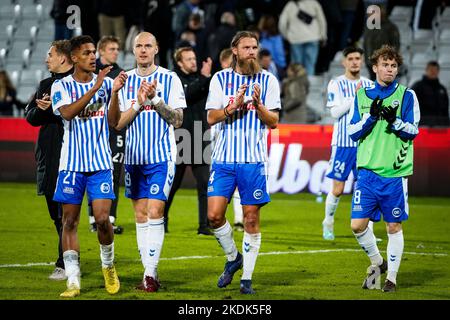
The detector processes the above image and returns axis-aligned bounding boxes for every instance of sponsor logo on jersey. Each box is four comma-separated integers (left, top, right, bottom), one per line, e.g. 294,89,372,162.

392,207,402,218
52,91,62,105
78,103,105,118
100,183,110,194
253,189,263,200
150,184,160,195
353,204,363,212
97,88,106,98
63,187,75,195
392,99,400,108
207,186,214,193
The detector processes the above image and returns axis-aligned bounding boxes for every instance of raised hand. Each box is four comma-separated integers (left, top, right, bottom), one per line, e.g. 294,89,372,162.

252,84,261,108
230,83,247,112
201,57,212,77
113,71,128,93
380,105,399,124
94,66,113,91
137,80,151,106
370,96,383,119
146,79,158,100
36,93,51,111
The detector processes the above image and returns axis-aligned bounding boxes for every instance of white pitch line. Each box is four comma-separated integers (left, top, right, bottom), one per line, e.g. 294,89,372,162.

0,249,447,269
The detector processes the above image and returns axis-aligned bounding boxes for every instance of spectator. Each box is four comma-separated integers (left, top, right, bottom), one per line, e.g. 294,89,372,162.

339,0,360,50
184,13,209,63
97,0,127,49
219,48,233,69
258,49,280,80
315,0,342,75
279,0,327,76
280,63,310,123
164,47,213,235
208,11,238,73
172,0,202,41
257,14,287,78
363,5,400,80
411,61,449,126
50,0,74,40
0,70,24,116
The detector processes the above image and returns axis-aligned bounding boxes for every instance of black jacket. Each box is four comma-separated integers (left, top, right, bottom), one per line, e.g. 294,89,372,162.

175,67,211,165
411,76,449,126
25,68,73,196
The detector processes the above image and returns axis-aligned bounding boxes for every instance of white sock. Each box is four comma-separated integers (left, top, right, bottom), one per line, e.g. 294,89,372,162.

353,227,383,266
368,220,374,231
387,230,404,284
109,216,116,224
324,192,340,225
233,190,243,224
136,220,151,270
89,215,95,225
241,232,261,280
63,250,80,287
100,242,114,268
145,217,165,278
213,220,238,261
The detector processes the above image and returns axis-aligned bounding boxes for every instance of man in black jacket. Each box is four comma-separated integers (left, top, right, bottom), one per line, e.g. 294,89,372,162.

88,35,125,234
411,61,449,126
25,40,73,280
164,46,213,235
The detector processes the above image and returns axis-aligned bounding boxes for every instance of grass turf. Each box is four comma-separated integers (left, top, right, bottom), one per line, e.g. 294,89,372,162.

0,183,449,300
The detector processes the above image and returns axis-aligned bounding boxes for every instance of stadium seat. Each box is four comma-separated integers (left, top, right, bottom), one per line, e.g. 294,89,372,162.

17,84,37,104
412,51,438,65
37,23,54,42
389,6,413,24
308,75,326,90
20,69,43,86
408,68,424,87
438,52,450,66
6,69,21,88
438,68,450,89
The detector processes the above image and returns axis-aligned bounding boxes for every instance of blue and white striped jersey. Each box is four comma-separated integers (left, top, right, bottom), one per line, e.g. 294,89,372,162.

118,67,187,165
326,75,373,147
51,74,113,172
206,68,281,163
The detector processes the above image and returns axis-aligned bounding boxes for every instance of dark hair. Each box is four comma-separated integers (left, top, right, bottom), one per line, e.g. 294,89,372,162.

230,31,259,69
70,35,95,53
342,46,364,57
369,45,403,66
51,40,72,62
97,35,120,51
427,60,440,69
257,14,278,36
258,48,271,59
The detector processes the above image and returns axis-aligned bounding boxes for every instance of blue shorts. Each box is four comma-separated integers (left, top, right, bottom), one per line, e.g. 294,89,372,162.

207,162,270,206
124,162,175,200
351,169,409,223
53,170,115,205
326,146,357,181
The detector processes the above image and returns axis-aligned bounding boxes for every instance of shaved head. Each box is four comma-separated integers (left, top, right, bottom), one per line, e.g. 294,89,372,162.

133,32,159,68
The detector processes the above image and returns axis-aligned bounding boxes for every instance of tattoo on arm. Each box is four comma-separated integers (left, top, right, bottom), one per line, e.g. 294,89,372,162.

153,100,183,128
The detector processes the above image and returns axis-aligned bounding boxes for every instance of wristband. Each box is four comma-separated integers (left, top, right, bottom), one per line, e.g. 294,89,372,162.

132,100,141,112
151,95,161,106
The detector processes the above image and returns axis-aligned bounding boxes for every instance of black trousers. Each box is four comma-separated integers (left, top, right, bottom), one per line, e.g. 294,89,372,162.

164,163,210,231
88,162,123,220
45,194,64,269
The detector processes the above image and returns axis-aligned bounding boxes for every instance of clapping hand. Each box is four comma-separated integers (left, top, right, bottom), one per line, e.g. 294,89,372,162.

380,105,399,124
370,96,383,119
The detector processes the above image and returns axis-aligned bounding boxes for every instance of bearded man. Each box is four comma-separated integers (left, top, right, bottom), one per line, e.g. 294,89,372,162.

205,31,281,294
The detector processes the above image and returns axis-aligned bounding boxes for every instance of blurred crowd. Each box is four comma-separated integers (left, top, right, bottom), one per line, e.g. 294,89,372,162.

1,0,449,125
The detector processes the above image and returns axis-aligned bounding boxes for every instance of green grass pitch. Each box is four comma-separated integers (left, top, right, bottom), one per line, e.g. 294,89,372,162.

0,182,449,300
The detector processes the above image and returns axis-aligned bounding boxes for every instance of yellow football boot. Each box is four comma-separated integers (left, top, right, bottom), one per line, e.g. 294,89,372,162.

102,265,120,294
60,283,80,298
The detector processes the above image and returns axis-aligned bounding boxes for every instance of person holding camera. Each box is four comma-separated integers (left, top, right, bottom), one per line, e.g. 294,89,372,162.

279,0,327,76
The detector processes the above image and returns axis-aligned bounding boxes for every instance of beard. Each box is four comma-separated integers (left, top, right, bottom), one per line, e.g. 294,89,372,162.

237,57,261,75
